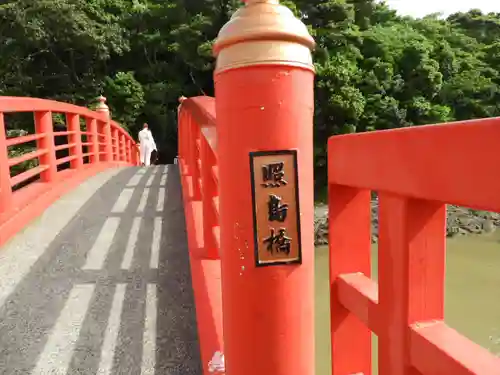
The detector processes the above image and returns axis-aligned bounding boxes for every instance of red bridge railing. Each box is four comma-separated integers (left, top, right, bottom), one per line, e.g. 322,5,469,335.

0,96,139,246
178,96,223,374
328,118,500,375
180,100,500,375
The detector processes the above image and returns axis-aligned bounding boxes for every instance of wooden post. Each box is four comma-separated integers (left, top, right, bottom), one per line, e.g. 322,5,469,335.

134,143,140,165
34,111,57,182
66,113,83,169
0,113,12,213
191,119,201,200
112,127,118,161
329,186,372,374
212,1,316,374
118,133,122,162
95,96,113,162
86,118,99,163
177,99,189,175
120,133,126,162
126,139,132,164
183,112,193,176
377,195,446,374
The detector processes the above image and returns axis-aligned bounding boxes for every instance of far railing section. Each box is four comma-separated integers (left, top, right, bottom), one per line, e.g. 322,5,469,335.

328,117,500,375
0,95,139,216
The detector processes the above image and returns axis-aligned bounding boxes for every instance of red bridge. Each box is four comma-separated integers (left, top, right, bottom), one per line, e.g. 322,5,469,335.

1,1,500,374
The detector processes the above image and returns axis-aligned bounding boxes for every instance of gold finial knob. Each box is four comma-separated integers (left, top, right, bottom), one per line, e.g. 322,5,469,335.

96,95,108,110
213,0,315,73
95,95,110,117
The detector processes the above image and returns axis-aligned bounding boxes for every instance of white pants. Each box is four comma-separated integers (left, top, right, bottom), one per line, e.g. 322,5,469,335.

140,144,153,166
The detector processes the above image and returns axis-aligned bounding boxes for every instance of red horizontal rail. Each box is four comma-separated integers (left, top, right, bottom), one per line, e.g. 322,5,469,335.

54,131,77,136
8,149,47,167
10,165,49,187
54,143,76,152
327,119,500,375
6,133,44,147
56,155,77,166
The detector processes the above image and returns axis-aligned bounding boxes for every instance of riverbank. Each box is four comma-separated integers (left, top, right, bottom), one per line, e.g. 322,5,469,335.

314,202,500,245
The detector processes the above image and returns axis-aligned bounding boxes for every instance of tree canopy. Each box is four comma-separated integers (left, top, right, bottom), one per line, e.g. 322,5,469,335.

2,0,499,195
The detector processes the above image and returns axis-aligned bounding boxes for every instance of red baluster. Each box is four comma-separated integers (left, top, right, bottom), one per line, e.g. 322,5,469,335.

34,111,57,182
66,113,83,169
86,118,99,163
201,135,218,258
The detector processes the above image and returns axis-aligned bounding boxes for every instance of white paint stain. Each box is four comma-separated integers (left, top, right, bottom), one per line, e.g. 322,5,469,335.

208,351,225,373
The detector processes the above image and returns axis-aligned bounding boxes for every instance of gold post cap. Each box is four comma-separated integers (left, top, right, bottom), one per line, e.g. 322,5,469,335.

95,95,110,117
213,0,315,73
96,95,108,110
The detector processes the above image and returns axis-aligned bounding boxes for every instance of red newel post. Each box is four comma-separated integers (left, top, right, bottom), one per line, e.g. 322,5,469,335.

213,1,316,374
0,113,12,213
95,96,113,162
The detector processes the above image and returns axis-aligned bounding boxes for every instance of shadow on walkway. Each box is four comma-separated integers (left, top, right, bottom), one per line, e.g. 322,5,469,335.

0,165,202,375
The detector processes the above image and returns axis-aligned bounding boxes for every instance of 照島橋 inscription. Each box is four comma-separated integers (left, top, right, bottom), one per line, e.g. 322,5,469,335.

249,150,302,267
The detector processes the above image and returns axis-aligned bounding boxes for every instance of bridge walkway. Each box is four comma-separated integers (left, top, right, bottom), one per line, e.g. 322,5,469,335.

0,165,201,375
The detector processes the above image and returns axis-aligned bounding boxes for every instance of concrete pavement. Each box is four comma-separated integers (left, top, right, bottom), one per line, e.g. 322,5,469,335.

0,165,202,375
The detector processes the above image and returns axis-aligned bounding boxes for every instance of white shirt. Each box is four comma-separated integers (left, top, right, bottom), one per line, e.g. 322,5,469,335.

138,128,156,150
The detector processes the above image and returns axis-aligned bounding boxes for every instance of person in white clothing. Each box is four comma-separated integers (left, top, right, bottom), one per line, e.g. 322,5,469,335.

138,123,157,166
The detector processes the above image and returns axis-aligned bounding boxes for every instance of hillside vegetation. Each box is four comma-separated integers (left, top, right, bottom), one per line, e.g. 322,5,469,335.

2,0,500,194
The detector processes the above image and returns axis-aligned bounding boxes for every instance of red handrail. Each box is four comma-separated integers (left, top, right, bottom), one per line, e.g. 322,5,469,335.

0,96,139,215
327,118,500,375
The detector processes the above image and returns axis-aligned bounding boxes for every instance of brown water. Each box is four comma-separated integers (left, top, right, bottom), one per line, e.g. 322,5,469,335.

315,233,500,374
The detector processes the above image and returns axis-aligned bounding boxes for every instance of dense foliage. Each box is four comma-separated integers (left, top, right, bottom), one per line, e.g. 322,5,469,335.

2,0,499,194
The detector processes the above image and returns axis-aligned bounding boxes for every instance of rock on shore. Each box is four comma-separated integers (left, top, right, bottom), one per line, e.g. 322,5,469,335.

314,202,500,246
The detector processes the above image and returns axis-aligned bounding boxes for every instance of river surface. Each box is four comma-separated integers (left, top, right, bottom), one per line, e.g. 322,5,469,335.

315,233,500,374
